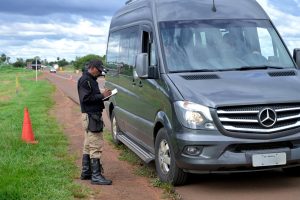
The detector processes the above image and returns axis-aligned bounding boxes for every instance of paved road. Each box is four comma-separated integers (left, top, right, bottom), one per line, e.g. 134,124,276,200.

46,71,300,200
177,171,300,200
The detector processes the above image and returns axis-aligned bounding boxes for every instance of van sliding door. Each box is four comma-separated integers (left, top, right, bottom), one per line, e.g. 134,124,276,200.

106,26,140,138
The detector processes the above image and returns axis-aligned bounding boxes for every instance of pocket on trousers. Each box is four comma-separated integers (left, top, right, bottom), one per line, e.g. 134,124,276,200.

82,114,89,131
87,113,103,133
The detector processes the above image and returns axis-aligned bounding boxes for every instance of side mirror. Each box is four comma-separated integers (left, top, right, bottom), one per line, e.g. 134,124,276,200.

293,48,300,68
136,53,149,78
101,68,108,76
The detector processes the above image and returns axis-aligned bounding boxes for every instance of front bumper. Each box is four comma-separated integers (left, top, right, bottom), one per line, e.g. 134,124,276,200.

173,130,300,173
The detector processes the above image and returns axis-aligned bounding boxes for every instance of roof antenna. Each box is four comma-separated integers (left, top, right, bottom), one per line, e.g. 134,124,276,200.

212,0,217,12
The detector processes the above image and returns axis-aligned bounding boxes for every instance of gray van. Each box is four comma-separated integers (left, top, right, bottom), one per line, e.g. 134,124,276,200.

104,0,300,185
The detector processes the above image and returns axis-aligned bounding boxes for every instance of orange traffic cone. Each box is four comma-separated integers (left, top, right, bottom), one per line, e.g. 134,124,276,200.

22,107,38,144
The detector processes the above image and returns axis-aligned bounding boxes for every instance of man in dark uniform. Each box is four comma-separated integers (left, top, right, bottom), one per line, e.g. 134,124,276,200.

77,60,112,185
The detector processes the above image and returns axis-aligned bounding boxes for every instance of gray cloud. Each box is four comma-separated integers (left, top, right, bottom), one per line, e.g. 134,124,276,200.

0,34,91,42
0,39,29,47
1,0,300,62
0,0,124,61
269,0,300,16
0,0,124,19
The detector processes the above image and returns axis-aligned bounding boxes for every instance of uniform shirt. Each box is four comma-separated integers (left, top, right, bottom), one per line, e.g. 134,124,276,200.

77,71,105,114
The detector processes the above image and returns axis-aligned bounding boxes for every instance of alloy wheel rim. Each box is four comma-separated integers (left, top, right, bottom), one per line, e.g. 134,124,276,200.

112,116,118,140
158,139,171,174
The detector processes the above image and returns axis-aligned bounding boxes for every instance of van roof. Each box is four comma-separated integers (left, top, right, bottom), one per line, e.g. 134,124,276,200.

111,0,269,29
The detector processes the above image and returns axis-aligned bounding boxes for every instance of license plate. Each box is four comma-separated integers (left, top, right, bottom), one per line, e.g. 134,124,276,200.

252,153,286,167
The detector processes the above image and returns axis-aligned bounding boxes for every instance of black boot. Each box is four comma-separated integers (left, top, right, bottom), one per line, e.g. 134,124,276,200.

91,158,112,185
80,154,91,180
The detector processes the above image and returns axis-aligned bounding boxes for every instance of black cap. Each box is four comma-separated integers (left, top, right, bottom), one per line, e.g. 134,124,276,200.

89,60,104,72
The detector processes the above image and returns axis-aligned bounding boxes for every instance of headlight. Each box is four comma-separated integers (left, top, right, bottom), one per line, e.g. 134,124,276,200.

174,101,215,130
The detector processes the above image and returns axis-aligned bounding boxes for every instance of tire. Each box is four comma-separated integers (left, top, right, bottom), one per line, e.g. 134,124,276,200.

110,110,121,145
283,166,300,176
155,128,187,186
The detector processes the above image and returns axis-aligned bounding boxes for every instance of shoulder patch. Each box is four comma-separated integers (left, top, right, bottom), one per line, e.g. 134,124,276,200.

87,81,92,90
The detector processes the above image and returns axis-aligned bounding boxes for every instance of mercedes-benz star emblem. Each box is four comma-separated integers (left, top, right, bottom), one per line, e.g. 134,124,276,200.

258,108,277,128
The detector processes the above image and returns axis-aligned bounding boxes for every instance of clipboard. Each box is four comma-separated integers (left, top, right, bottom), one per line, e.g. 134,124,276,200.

103,88,118,100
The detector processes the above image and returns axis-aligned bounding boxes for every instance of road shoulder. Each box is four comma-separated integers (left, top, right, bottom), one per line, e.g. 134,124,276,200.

50,86,164,200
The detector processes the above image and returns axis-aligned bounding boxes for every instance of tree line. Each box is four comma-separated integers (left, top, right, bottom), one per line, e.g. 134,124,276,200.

0,53,105,70
0,53,10,64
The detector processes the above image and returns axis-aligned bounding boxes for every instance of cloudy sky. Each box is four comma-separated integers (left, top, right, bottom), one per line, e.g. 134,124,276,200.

0,0,299,62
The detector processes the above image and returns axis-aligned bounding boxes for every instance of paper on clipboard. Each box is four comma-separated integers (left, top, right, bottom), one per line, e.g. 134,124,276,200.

103,88,118,100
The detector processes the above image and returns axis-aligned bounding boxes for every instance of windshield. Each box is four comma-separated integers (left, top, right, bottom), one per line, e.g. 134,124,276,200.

159,20,295,72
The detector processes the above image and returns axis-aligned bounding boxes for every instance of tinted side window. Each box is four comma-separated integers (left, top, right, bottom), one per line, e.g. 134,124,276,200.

107,31,120,69
106,26,139,76
142,30,157,67
150,41,157,66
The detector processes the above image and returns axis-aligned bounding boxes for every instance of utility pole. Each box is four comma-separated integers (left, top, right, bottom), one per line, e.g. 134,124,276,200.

36,58,38,82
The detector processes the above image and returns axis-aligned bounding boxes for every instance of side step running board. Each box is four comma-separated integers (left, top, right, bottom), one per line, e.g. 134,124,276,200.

117,134,155,163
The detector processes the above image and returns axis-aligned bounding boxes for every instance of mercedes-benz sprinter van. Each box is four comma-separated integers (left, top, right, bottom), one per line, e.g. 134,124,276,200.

104,0,300,185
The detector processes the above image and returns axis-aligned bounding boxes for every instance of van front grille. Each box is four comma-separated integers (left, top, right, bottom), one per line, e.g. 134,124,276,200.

217,103,300,133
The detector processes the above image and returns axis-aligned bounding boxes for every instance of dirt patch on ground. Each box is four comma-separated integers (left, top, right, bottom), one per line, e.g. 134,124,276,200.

0,80,11,84
0,95,11,101
50,87,164,200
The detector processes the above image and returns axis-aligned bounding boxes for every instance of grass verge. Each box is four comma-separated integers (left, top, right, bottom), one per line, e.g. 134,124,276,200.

103,130,182,200
0,66,87,199
61,65,75,73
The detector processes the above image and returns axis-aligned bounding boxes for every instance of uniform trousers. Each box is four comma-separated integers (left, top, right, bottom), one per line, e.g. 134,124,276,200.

81,113,103,160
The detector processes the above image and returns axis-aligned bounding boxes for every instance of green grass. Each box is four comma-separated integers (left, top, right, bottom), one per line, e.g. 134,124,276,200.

0,66,86,200
103,130,181,200
61,65,76,72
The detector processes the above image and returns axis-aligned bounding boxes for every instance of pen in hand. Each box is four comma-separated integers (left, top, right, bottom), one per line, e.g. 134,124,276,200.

103,89,112,98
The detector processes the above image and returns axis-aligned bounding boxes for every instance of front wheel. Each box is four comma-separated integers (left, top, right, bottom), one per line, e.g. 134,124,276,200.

155,128,187,186
110,110,121,145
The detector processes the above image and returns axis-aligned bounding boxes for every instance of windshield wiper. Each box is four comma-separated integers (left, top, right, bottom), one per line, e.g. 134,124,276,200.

220,65,285,71
170,66,290,73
